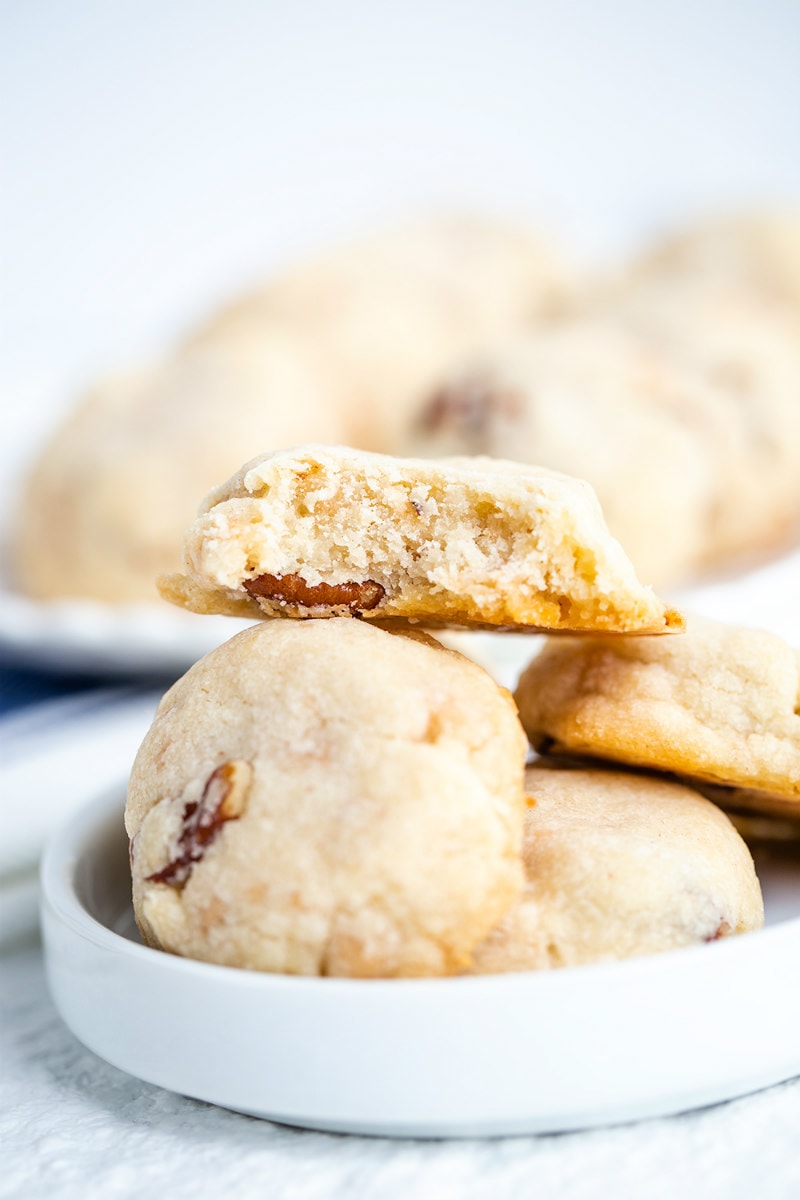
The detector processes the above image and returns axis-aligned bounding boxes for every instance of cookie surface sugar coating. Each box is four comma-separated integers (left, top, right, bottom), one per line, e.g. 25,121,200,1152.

472,764,764,972
126,619,527,977
515,615,800,816
160,445,683,634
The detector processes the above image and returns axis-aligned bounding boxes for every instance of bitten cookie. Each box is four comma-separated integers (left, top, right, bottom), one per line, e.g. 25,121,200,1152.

472,764,764,972
126,619,528,977
159,445,683,634
515,615,800,817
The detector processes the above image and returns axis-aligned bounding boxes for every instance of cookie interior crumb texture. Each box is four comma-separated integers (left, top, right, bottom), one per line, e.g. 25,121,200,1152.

126,619,528,978
160,445,683,634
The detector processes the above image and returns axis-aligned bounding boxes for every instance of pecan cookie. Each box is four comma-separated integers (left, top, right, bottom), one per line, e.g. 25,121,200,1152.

605,274,800,569
515,615,800,817
13,217,570,605
126,618,528,977
159,445,683,634
625,211,800,312
11,335,346,603
472,763,763,972
408,320,735,586
189,214,573,452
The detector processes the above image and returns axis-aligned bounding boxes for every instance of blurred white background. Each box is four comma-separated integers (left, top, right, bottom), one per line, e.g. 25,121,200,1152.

2,0,799,497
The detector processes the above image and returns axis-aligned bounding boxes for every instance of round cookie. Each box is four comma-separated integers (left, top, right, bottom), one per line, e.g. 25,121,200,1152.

605,278,800,568
12,334,346,602
627,211,800,313
189,215,573,452
407,320,735,586
126,619,528,977
472,763,764,972
515,614,800,817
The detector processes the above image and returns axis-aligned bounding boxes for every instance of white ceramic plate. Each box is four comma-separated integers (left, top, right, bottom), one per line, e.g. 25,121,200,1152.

0,586,255,676
42,787,800,1138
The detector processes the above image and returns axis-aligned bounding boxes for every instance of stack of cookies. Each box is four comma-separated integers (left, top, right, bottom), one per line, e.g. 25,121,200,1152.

126,445,767,978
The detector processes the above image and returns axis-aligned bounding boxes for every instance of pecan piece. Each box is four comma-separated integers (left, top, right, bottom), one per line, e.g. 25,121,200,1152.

419,377,523,447
243,572,385,614
704,920,732,943
146,759,252,888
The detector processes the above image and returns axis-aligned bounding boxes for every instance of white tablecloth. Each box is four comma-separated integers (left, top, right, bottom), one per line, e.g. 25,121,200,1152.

3,940,800,1200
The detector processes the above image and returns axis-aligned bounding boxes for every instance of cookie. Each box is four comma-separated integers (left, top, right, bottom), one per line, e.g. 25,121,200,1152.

628,211,800,313
606,277,800,568
189,215,573,452
11,336,346,603
408,320,736,586
472,763,763,972
159,445,684,634
515,615,800,817
126,619,527,977
12,217,571,605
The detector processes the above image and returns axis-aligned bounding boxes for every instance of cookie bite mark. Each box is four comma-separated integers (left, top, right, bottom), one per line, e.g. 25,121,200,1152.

243,572,386,617
162,445,682,634
147,759,252,888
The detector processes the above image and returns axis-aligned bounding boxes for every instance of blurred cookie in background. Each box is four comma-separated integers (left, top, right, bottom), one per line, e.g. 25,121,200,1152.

188,214,575,453
11,333,347,603
11,215,572,606
624,211,800,315
406,320,738,587
602,220,800,569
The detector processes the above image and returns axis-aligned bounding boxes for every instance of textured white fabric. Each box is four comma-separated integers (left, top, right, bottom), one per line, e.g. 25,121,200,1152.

3,946,800,1200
